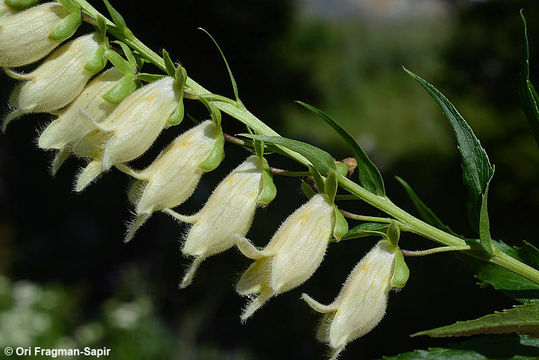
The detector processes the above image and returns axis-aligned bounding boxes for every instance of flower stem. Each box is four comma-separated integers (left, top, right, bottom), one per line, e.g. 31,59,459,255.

402,246,471,257
73,0,539,285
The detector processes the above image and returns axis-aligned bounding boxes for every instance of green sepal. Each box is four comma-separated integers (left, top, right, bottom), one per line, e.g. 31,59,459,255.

102,74,138,104
5,0,40,11
96,15,107,41
199,132,225,172
310,167,325,194
113,41,137,67
103,0,127,32
390,248,410,289
333,206,349,242
162,49,176,77
84,45,107,74
387,221,401,248
48,12,82,42
257,163,277,206
175,66,187,89
301,181,316,199
336,161,348,177
136,73,165,83
105,49,134,75
324,170,338,203
57,0,80,13
167,96,185,126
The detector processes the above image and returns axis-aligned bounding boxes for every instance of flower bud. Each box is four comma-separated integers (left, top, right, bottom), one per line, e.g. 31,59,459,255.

236,194,335,321
3,33,102,131
123,120,221,242
0,2,70,67
38,68,123,153
99,76,181,171
301,240,397,359
178,155,267,288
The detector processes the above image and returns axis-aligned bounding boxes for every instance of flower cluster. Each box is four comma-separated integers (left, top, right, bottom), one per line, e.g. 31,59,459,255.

1,1,411,358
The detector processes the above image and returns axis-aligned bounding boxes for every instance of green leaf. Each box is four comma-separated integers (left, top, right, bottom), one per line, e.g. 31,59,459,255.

162,49,176,77
333,207,348,242
102,73,138,104
199,28,240,103
300,181,316,199
310,166,325,194
5,0,40,11
48,12,82,42
105,49,134,75
239,134,336,176
405,68,494,232
342,222,388,241
520,11,539,147
296,101,385,196
478,173,495,256
395,176,454,234
384,334,539,360
103,0,127,31
465,240,539,304
412,303,539,338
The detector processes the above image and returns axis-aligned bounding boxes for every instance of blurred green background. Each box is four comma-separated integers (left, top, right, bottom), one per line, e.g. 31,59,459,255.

1,0,538,359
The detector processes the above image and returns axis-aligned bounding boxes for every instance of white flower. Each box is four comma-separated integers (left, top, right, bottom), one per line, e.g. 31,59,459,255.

301,240,397,359
3,33,101,131
236,194,335,321
0,2,69,67
38,68,123,173
74,76,182,192
176,155,267,288
123,120,221,242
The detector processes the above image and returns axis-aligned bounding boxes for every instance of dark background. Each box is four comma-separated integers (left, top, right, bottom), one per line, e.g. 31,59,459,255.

1,0,538,359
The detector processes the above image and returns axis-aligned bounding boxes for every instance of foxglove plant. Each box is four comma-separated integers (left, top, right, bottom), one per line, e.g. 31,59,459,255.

1,1,538,359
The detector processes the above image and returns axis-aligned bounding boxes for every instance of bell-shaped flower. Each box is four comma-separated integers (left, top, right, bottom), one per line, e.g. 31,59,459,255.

235,194,335,321
73,76,183,192
122,120,221,242
0,2,70,67
301,240,397,359
38,68,123,174
3,33,102,131
174,155,270,288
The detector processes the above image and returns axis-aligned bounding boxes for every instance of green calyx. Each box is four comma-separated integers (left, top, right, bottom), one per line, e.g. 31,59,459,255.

333,206,349,242
256,158,277,206
167,67,188,127
103,73,138,104
48,11,82,42
85,45,107,74
387,221,401,248
390,248,410,289
5,0,40,11
199,132,225,172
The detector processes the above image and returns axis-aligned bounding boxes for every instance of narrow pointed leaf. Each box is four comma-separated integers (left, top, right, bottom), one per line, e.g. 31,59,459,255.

395,176,454,234
136,73,165,83
199,28,240,102
479,174,495,256
342,222,388,241
162,49,176,77
105,49,134,75
113,41,137,67
239,134,336,176
325,170,338,203
296,101,385,196
412,303,539,338
405,68,494,232
520,11,539,147
57,0,79,13
301,181,316,199
103,0,127,31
